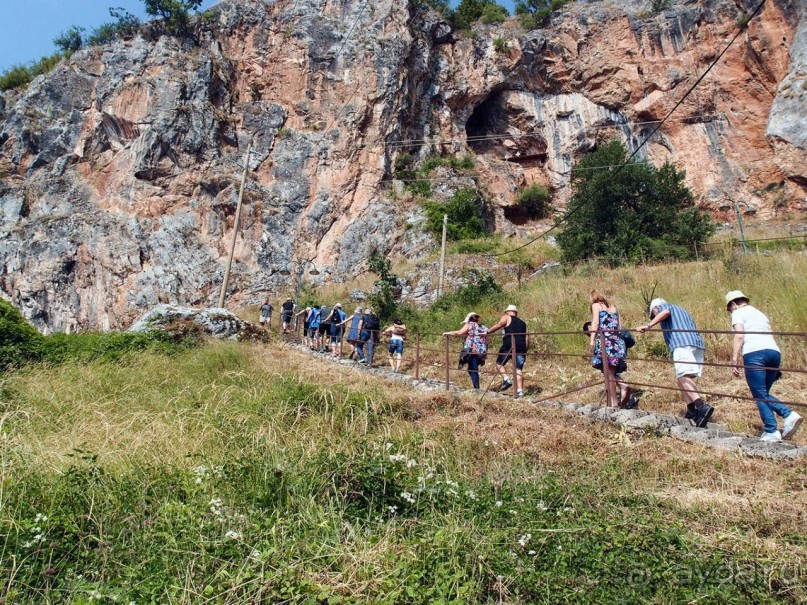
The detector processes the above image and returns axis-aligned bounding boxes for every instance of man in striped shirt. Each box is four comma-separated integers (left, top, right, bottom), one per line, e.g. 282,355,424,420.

635,298,714,428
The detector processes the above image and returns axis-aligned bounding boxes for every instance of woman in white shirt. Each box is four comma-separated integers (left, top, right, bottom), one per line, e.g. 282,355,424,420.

726,290,802,442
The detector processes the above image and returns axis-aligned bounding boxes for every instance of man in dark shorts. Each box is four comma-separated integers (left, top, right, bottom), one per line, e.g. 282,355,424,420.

487,304,530,398
281,298,295,334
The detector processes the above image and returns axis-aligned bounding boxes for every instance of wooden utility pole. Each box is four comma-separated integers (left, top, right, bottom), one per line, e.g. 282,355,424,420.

218,141,252,308
437,214,447,298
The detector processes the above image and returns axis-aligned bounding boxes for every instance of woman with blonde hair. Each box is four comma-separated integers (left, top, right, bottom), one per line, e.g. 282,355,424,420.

588,290,627,408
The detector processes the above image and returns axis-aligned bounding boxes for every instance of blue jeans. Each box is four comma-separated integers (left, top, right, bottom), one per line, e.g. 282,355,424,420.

467,354,482,389
744,349,792,433
357,330,375,365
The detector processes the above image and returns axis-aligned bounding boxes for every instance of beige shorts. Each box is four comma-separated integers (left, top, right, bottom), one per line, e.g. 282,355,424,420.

672,346,704,378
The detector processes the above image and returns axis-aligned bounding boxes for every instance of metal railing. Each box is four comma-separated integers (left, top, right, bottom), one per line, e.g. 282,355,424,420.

282,321,807,413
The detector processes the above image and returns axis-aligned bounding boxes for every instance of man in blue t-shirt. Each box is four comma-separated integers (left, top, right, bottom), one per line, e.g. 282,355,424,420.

635,298,714,427
308,305,322,350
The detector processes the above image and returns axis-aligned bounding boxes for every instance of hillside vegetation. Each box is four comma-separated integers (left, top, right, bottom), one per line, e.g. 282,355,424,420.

2,247,807,603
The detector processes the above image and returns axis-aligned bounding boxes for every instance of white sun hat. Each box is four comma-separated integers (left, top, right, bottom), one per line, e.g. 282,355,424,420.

724,290,748,307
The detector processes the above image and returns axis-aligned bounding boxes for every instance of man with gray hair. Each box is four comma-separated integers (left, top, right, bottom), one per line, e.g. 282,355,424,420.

635,298,714,427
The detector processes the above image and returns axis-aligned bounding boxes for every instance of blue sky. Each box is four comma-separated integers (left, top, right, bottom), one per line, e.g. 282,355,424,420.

0,0,518,72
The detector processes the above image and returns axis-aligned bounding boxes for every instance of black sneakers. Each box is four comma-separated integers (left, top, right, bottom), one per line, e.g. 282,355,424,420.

499,379,513,392
694,403,714,428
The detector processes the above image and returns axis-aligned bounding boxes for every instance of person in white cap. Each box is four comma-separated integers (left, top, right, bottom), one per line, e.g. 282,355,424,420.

487,304,529,397
726,290,802,442
635,298,714,427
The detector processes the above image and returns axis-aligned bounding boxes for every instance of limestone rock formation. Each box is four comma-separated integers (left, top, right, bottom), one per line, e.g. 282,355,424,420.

129,304,263,340
0,0,804,332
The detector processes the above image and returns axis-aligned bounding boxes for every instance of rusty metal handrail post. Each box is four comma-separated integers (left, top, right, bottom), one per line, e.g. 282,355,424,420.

444,335,451,391
511,334,518,398
339,323,344,358
415,334,421,380
599,329,611,407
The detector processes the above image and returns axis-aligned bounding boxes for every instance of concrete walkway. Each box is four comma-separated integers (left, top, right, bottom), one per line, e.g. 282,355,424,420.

293,344,807,461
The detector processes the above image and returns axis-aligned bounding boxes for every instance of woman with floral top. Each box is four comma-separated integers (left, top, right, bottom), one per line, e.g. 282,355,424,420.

443,312,488,389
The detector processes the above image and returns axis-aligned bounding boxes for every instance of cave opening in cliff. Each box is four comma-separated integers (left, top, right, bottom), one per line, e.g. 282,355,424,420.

465,91,548,162
465,94,503,154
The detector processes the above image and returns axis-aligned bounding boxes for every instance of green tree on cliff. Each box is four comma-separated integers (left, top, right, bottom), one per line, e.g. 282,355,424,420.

454,0,509,29
556,140,714,264
142,0,203,35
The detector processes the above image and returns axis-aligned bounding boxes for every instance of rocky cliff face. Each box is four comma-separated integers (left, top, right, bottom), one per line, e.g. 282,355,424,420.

0,0,804,332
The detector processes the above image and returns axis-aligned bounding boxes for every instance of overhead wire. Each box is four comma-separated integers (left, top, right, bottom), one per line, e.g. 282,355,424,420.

482,0,768,259
384,114,727,149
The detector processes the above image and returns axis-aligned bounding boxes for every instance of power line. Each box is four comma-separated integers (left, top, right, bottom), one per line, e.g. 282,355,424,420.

483,0,768,259
385,114,727,149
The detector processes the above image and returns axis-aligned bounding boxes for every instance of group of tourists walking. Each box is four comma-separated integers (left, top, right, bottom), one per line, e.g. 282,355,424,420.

261,289,802,442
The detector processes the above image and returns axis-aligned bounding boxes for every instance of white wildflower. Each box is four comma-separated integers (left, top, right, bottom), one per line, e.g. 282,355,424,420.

387,505,398,514
495,500,503,507
445,479,459,489
400,491,416,504
536,501,548,512
515,497,524,504
528,550,536,556
224,530,241,540
406,459,417,468
250,548,262,560
386,442,394,450
518,533,532,547
389,454,407,463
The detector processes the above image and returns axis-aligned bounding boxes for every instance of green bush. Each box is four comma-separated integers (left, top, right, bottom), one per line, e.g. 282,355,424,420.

481,3,509,24
556,140,715,265
143,0,203,35
433,268,503,310
454,0,509,30
650,0,671,13
514,183,552,219
0,299,45,370
493,37,507,52
423,188,487,241
368,252,400,322
515,0,569,29
40,330,195,364
0,299,197,370
0,53,62,92
53,26,85,55
86,8,142,46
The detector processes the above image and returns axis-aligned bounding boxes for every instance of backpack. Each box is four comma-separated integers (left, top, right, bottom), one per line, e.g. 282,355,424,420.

363,313,380,332
619,329,636,349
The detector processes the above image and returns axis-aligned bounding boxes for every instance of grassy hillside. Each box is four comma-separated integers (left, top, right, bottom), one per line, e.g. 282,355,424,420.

2,340,806,603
